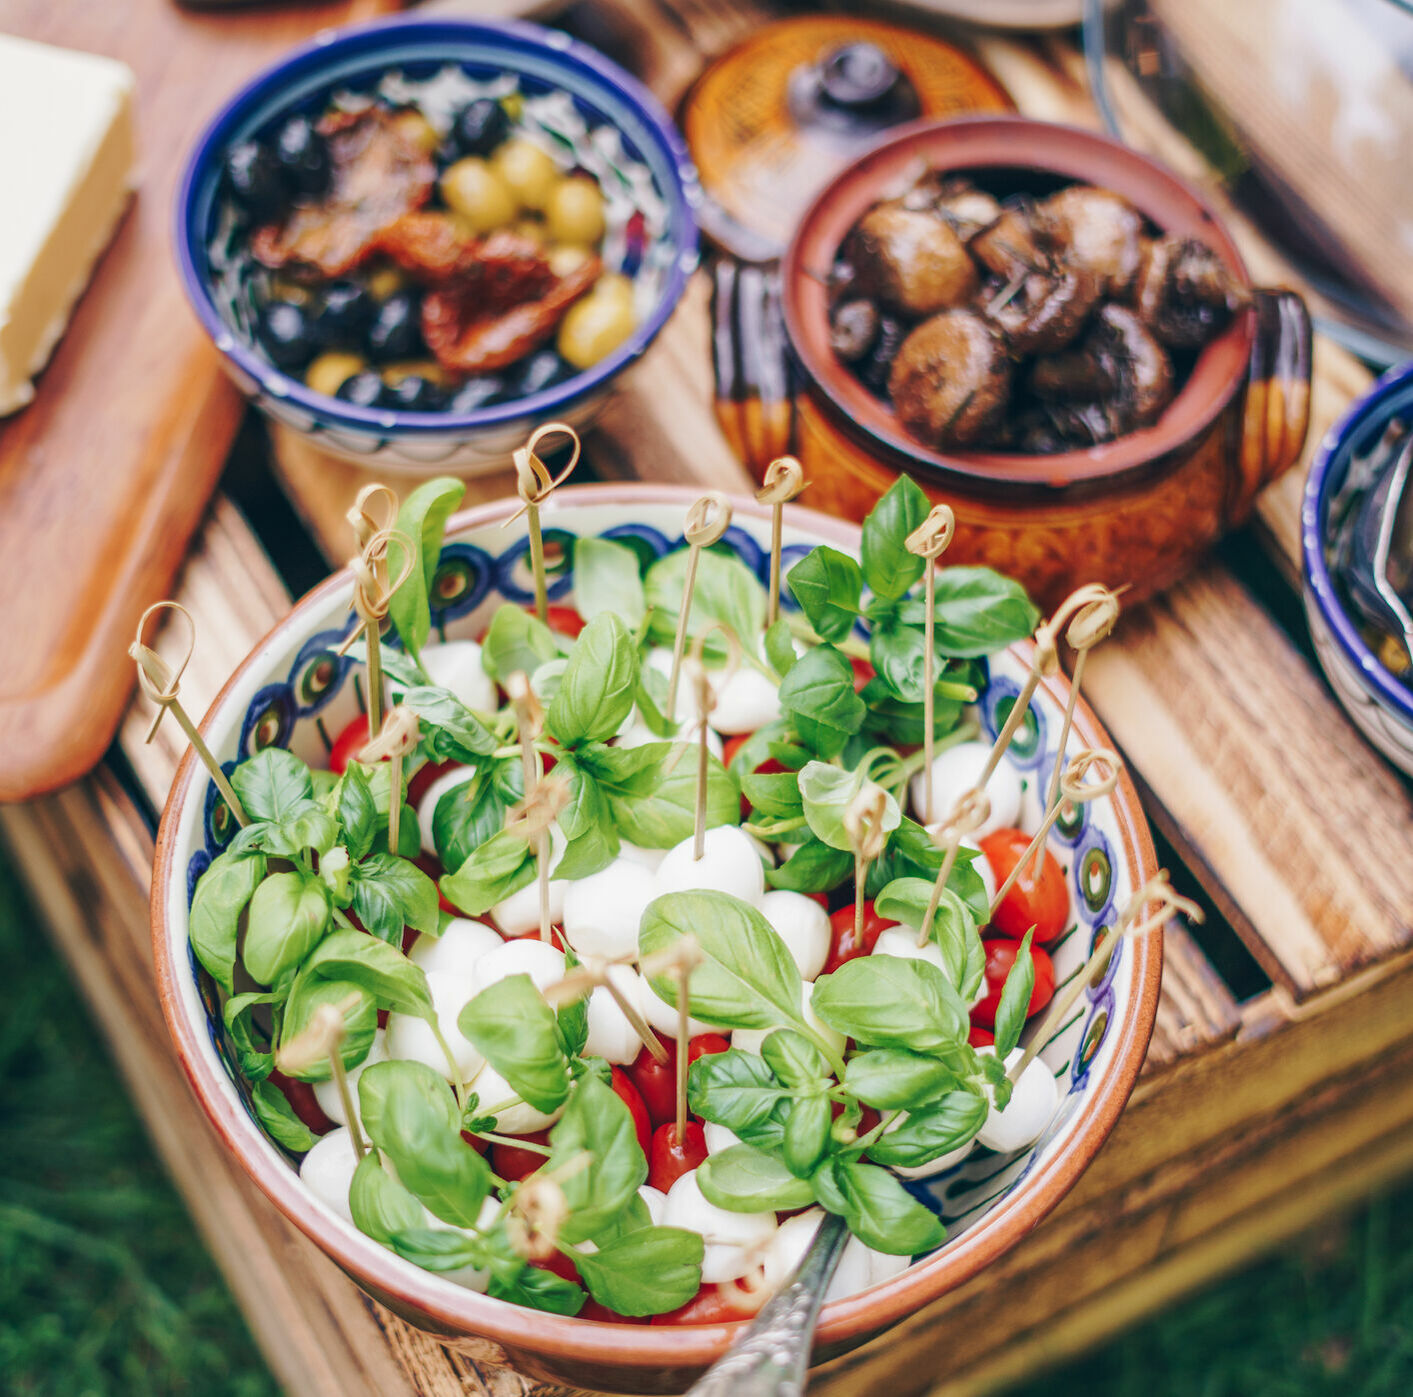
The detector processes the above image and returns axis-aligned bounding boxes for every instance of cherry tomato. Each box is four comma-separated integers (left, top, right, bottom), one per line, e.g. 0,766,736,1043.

823,901,895,975
532,1250,580,1284
849,656,875,692
629,1036,730,1129
543,604,586,638
979,829,1070,944
329,714,371,774
648,1120,707,1192
407,757,459,810
580,1300,650,1324
490,1129,552,1183
968,1026,995,1048
504,926,569,952
611,1067,652,1159
267,1069,336,1135
970,938,1056,1029
650,1278,766,1326
458,1130,489,1155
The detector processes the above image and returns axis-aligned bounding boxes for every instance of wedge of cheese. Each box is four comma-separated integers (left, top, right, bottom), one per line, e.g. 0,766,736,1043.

0,35,136,416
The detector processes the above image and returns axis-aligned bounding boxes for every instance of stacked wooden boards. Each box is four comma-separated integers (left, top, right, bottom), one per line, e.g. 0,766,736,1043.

4,5,1413,1396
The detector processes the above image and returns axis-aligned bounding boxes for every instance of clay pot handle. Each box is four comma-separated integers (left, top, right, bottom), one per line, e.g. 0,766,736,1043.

1232,288,1312,523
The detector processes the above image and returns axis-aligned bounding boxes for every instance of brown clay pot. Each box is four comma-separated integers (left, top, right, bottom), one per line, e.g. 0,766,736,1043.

718,115,1312,612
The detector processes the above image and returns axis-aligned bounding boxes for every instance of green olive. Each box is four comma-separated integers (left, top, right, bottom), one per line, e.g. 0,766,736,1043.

558,285,636,370
547,244,593,277
306,350,366,398
365,262,408,301
545,175,606,247
492,137,558,211
391,108,440,157
441,157,517,234
510,217,547,248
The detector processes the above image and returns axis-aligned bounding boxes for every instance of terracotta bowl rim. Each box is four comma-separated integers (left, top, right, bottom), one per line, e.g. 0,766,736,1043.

781,112,1255,490
150,481,1161,1375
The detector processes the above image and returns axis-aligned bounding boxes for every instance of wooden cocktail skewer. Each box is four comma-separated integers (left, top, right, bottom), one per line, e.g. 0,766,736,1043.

844,785,889,948
755,456,806,629
979,625,1060,788
345,482,398,551
685,623,741,860
987,748,1122,924
130,601,248,827
508,771,570,947
502,422,582,625
542,953,670,1066
915,787,991,950
671,938,704,1142
505,673,555,943
904,504,956,825
275,992,366,1158
1007,874,1201,1085
359,706,420,856
339,527,415,738
1042,584,1121,814
665,492,733,721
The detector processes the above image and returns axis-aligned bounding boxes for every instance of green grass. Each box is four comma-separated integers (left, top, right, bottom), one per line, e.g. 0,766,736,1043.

3,847,1412,1396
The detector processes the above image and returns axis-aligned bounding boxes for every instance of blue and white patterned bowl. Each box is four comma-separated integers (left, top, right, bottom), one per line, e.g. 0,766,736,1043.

1302,361,1413,775
173,17,700,474
150,487,1161,1393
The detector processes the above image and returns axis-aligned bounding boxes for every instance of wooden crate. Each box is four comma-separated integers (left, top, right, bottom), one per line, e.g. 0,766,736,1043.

4,7,1413,1397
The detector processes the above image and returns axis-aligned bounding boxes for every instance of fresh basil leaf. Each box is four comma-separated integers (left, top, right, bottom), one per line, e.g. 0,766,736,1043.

786,547,863,642
798,762,900,852
555,977,590,1061
993,927,1036,1059
640,891,803,1032
764,618,798,678
598,744,738,849
766,838,852,894
189,849,266,993
687,1049,792,1148
243,870,331,986
859,677,953,747
865,1091,988,1168
761,1029,829,1090
223,991,277,1082
388,1227,483,1272
778,646,865,759
430,769,496,874
252,1080,316,1153
487,1255,585,1315
303,927,434,1018
813,1158,944,1255
811,957,968,1053
279,973,376,1082
783,1094,832,1177
844,1050,955,1111
458,974,571,1115
399,685,498,757
255,800,338,859
572,536,646,630
439,827,535,915
337,762,378,861
739,768,802,820
869,612,970,704
552,756,619,881
914,567,1039,657
645,547,766,660
572,1226,703,1316
349,853,439,944
865,822,989,931
481,604,560,684
232,748,314,824
350,1153,423,1245
861,475,930,601
549,1075,647,1245
388,476,464,661
554,820,619,882
548,613,638,747
874,876,982,997
697,1144,817,1213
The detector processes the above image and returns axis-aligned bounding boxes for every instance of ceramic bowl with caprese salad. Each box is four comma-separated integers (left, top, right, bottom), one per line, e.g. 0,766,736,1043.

151,479,1160,1394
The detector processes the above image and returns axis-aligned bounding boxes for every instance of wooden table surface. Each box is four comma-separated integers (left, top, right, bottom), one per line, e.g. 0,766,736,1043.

4,4,1413,1396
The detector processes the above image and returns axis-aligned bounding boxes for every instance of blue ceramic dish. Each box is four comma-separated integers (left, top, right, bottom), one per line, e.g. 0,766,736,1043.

1302,361,1413,773
174,16,700,473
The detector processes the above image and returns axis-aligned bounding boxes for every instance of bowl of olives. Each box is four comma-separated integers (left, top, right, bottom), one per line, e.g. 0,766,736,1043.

175,15,699,472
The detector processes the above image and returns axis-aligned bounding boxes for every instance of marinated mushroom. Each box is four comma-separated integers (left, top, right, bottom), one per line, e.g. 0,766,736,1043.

1031,186,1145,297
969,204,1040,282
986,263,1101,357
849,205,978,317
829,298,880,363
889,310,1011,448
1133,235,1248,348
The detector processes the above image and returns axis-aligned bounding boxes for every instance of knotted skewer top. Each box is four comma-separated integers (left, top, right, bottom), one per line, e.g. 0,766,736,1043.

510,770,569,839
755,455,806,507
1118,873,1204,940
904,504,956,561
130,600,197,744
339,527,417,653
844,785,890,863
359,705,420,764
504,421,582,526
683,490,733,548
1057,582,1122,653
934,786,992,845
1057,747,1122,805
345,483,399,551
504,671,546,739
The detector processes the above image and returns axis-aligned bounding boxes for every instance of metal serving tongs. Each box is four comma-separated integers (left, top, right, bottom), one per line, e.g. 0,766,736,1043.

1371,433,1413,670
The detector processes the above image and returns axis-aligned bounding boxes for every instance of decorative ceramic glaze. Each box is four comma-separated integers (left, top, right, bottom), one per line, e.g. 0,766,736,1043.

150,485,1160,1395
715,115,1312,612
1302,362,1413,775
174,17,699,474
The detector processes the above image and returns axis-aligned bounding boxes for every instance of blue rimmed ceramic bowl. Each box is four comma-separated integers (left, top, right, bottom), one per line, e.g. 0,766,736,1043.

1302,362,1413,775
150,485,1160,1394
174,16,700,474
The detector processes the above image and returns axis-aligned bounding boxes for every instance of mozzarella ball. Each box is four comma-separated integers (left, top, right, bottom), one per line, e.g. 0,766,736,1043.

584,965,646,1064
662,1170,777,1283
386,970,483,1086
619,841,666,873
655,825,765,906
422,1195,499,1292
562,857,658,959
762,1210,877,1300
961,836,996,905
409,918,502,981
975,1047,1060,1154
910,740,1022,838
618,716,723,762
313,1029,388,1128
709,667,782,735
466,1060,564,1135
760,890,830,980
703,1122,742,1155
886,1109,977,1180
419,640,497,714
635,970,715,1040
873,926,951,980
416,765,475,855
488,825,569,934
638,1184,667,1227
469,937,566,997
299,1128,360,1223
733,988,845,1058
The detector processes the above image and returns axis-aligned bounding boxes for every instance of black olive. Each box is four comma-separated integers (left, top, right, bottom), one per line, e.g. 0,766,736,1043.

388,375,444,412
258,301,316,370
274,115,331,198
858,315,905,396
829,298,879,363
446,376,507,413
515,349,571,397
335,371,394,409
366,292,424,361
314,281,374,344
452,98,510,157
223,140,285,219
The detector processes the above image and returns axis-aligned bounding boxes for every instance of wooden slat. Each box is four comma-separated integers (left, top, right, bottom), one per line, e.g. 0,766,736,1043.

1145,923,1242,1071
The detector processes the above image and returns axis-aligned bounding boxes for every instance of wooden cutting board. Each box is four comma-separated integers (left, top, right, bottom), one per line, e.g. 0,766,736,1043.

0,0,402,802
